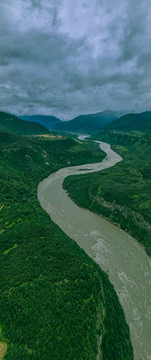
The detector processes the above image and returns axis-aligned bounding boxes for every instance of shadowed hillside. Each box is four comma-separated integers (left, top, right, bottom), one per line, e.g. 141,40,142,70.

19,115,61,130
55,110,122,132
105,111,151,131
0,112,49,135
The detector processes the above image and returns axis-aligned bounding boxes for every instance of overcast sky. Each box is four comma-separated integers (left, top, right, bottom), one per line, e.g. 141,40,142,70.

0,0,151,119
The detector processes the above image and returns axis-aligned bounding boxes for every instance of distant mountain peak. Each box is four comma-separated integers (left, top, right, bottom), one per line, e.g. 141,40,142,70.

19,115,61,130
54,110,122,133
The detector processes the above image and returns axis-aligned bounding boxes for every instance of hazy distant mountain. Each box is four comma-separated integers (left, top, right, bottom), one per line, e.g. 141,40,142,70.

105,111,151,131
55,111,122,132
19,115,61,129
0,112,49,135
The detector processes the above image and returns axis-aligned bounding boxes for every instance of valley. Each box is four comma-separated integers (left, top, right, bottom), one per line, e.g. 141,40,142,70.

1,110,151,359
39,139,151,360
0,129,133,359
64,131,151,255
1,0,151,357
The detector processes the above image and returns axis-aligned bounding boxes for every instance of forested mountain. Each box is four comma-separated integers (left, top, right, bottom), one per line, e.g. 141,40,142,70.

105,111,151,131
0,112,49,135
64,130,151,256
19,115,61,129
55,110,122,132
0,130,133,359
18,111,151,133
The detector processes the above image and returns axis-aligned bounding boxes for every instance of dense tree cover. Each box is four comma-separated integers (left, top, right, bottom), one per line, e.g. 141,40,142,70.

105,111,151,131
55,111,119,133
64,131,151,256
0,131,133,359
19,115,61,130
0,112,49,135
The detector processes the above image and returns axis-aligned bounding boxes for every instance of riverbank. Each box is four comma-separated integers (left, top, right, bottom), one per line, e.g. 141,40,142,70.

39,140,151,360
0,133,133,359
89,130,151,256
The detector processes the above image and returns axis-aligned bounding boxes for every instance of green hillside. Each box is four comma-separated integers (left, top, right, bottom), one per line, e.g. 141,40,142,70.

0,132,133,359
19,115,61,129
106,111,151,131
0,131,20,145
0,112,49,135
55,110,121,133
64,131,151,256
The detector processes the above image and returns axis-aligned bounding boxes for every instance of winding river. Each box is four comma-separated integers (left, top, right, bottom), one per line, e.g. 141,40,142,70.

38,138,151,360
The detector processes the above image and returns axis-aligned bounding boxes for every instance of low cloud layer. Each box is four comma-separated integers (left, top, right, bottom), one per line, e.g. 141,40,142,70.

0,0,151,118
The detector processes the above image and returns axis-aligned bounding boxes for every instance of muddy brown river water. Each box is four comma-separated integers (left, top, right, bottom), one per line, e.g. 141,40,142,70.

38,139,151,360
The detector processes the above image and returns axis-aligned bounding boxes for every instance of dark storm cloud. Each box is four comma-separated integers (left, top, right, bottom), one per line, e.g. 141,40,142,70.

0,0,151,118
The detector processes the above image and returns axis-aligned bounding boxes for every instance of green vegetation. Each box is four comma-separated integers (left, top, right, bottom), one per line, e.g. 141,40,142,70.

64,131,151,256
0,131,133,359
55,110,120,132
0,112,49,135
19,115,61,130
105,111,151,131
55,110,151,133
3,243,18,255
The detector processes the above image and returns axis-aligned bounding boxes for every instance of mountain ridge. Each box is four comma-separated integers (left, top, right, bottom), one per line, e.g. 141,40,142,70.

54,110,123,132
105,111,151,131
19,115,61,130
0,112,49,135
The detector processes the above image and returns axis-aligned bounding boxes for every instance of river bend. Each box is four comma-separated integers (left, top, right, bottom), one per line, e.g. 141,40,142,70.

38,140,151,360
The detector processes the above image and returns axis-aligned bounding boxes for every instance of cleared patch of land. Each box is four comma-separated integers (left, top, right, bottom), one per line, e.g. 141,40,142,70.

0,342,7,360
31,134,64,139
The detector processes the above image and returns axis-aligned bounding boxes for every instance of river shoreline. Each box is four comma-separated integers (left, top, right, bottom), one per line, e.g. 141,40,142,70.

38,140,151,360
